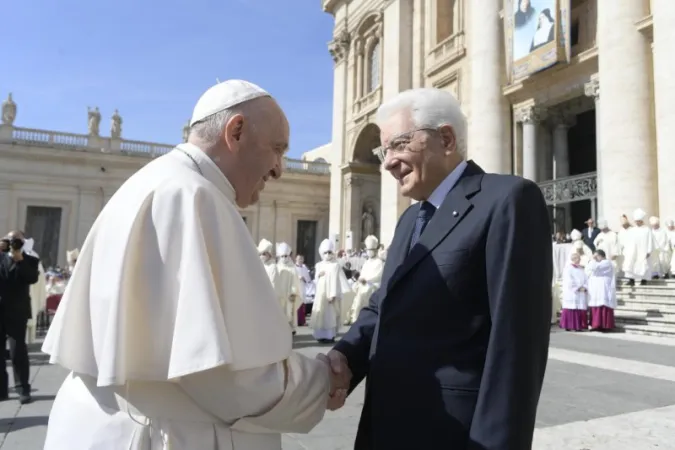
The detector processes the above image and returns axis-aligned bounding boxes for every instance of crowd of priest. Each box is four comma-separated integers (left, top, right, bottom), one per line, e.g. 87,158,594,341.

257,235,386,344
553,208,675,332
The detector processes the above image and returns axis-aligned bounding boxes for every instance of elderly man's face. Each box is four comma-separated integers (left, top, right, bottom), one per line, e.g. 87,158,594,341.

380,113,458,201
226,98,289,208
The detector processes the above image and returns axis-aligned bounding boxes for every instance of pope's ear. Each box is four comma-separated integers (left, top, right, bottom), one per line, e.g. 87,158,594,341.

223,114,245,151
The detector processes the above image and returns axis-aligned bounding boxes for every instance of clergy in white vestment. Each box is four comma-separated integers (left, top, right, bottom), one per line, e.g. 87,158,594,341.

65,248,79,274
41,80,350,450
22,238,47,344
295,255,312,326
616,214,632,277
667,219,675,277
569,229,593,265
586,249,617,331
623,208,657,286
649,216,672,279
310,239,350,343
560,252,589,331
275,242,302,333
592,219,620,274
348,235,384,325
258,238,278,284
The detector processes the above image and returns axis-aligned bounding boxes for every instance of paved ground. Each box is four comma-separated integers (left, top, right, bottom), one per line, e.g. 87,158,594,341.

3,329,675,449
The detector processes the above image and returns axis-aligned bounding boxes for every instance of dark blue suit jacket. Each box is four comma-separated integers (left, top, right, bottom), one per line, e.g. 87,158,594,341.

334,161,552,450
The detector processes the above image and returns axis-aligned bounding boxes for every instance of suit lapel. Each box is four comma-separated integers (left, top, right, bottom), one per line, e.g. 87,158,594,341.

384,161,484,296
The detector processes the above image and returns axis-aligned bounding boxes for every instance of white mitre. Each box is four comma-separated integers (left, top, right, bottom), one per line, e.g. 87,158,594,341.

649,216,660,226
633,208,647,222
597,218,608,229
570,229,582,241
364,235,379,250
276,242,291,256
190,79,270,126
258,238,273,254
66,248,80,264
319,238,334,255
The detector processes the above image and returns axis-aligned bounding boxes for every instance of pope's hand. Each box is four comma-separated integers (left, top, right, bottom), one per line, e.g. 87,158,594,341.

358,278,366,285
317,271,325,278
317,350,351,411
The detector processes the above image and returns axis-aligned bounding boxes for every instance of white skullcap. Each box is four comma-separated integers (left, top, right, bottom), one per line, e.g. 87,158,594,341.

570,229,582,241
633,208,647,222
318,238,334,255
257,238,273,254
364,235,379,250
190,79,270,126
276,242,291,256
666,219,674,227
597,218,608,229
649,216,660,226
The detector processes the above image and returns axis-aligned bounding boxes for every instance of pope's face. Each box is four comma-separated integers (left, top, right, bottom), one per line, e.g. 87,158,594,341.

229,98,289,208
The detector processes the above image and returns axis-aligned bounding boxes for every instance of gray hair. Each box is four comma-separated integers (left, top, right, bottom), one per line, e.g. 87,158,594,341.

189,107,242,145
376,88,467,158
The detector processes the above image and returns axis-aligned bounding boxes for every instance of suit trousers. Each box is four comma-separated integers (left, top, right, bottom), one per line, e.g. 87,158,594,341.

0,316,30,396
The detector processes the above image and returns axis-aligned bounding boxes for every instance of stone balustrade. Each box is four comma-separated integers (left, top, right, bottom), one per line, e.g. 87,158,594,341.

0,125,330,175
538,171,597,206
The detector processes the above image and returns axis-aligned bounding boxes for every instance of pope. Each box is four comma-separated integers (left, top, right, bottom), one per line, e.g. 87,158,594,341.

42,80,350,450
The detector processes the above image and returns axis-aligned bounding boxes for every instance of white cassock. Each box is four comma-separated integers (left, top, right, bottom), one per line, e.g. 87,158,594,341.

274,244,302,331
623,225,657,281
651,227,671,278
349,257,384,324
562,264,588,310
586,260,617,309
42,143,329,450
311,240,350,341
295,263,311,303
22,239,47,344
593,231,620,272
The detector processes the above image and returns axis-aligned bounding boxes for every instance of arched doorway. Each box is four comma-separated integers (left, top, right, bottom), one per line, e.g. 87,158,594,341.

343,123,382,250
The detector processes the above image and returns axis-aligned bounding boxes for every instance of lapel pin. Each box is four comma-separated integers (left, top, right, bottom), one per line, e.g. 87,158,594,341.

452,211,459,217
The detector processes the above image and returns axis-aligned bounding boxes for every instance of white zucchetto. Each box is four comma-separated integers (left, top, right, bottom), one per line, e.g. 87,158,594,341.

597,219,608,229
190,79,270,126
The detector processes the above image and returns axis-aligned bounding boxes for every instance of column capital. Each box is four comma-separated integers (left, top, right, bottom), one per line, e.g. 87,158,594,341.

549,110,577,128
515,105,546,124
328,29,351,64
584,78,600,100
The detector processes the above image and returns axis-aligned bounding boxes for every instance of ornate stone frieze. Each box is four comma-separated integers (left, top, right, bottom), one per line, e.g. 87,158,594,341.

537,172,597,205
584,78,599,100
328,29,351,64
514,105,546,124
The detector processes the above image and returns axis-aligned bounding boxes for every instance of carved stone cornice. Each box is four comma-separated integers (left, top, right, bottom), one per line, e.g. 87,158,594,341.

584,78,599,100
328,29,351,64
514,105,546,124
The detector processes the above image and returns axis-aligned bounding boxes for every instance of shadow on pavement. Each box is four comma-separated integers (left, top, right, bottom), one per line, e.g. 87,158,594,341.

0,415,48,432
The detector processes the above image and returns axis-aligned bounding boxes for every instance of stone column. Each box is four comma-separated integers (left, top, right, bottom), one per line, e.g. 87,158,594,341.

467,0,510,173
342,173,363,247
515,105,543,182
597,0,657,228
327,30,350,241
551,112,575,230
0,183,11,233
379,0,414,246
355,41,364,99
584,78,603,219
652,0,675,221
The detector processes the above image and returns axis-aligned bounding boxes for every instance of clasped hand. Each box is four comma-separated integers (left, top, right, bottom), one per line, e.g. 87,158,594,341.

316,350,351,411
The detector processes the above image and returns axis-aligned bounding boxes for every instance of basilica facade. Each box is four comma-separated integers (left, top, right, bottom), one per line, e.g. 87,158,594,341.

317,0,674,248
0,98,331,268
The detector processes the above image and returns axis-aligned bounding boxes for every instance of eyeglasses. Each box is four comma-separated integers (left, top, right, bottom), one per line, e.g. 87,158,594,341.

373,127,440,163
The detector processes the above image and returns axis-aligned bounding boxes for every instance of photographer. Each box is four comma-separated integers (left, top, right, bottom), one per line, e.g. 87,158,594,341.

0,230,39,404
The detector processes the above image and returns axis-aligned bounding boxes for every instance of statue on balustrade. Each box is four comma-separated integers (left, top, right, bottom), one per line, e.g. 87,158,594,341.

110,109,122,139
2,93,16,126
362,204,377,240
182,120,190,143
87,106,101,136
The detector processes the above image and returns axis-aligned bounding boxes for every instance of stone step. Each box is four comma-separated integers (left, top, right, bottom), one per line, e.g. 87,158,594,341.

618,300,675,314
613,322,675,337
615,314,675,329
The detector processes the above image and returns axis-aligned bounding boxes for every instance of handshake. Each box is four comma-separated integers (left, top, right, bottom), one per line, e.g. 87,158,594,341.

316,350,351,411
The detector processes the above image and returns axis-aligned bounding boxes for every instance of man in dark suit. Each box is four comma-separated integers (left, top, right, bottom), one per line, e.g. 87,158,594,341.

582,218,601,252
323,88,552,449
0,231,40,404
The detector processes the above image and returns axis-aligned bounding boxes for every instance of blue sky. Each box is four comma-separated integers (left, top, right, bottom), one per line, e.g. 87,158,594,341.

0,0,335,158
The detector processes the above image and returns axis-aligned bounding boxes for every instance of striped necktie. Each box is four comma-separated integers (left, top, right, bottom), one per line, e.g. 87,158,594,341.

409,201,436,251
